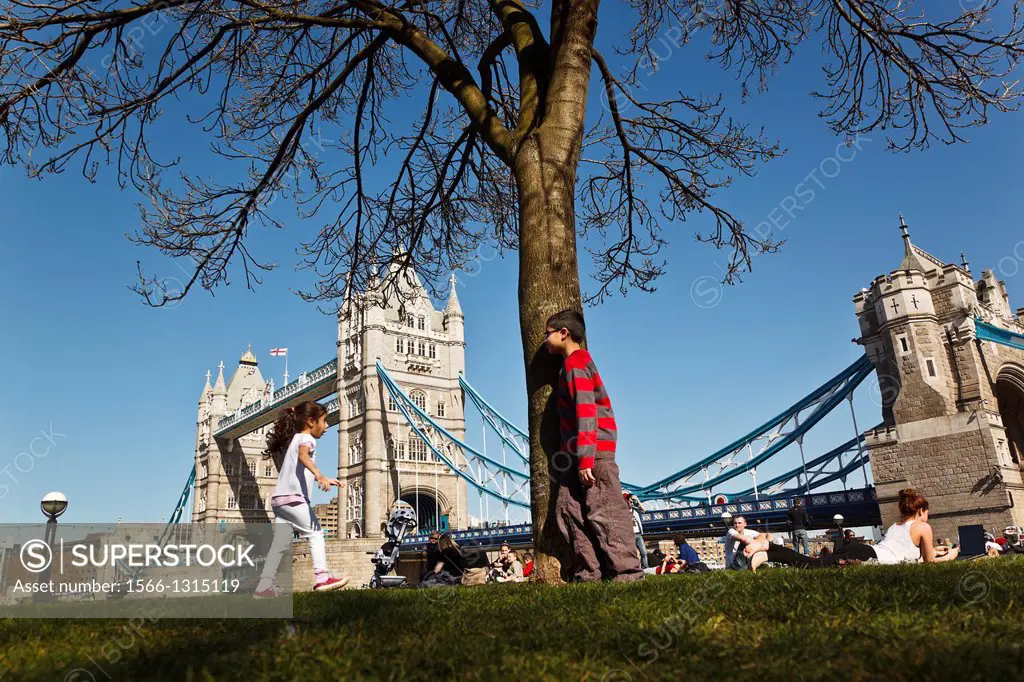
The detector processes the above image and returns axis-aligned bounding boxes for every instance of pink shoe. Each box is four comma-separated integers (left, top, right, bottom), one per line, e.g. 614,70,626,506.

313,575,350,592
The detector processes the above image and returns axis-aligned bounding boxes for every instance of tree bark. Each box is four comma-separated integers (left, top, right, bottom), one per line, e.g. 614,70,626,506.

515,0,599,581
516,135,582,583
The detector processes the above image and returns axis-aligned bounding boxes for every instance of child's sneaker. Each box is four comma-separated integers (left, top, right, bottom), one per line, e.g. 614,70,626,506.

313,575,350,592
253,584,283,599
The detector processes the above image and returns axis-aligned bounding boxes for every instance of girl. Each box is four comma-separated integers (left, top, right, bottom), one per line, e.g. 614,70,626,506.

255,401,349,596
745,488,959,570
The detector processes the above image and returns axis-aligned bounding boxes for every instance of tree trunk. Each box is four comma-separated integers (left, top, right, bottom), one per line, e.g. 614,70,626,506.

516,138,582,583
516,0,599,583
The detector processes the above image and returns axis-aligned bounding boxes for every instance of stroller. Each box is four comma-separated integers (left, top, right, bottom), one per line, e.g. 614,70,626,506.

368,502,418,588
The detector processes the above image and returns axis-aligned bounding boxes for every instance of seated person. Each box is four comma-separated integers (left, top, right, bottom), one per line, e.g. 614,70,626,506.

656,554,682,574
422,530,442,581
487,543,514,582
522,552,535,577
745,489,959,570
724,516,761,570
499,549,526,583
422,533,472,586
1002,527,1024,554
672,535,711,572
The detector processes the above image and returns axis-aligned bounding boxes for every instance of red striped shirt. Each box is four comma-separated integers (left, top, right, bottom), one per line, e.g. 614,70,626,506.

557,349,617,469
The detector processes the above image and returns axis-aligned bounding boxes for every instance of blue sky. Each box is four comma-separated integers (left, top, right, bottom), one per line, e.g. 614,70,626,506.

1,4,1023,525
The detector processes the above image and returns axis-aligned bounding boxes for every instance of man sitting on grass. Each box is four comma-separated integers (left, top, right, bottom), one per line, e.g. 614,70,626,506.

724,516,761,570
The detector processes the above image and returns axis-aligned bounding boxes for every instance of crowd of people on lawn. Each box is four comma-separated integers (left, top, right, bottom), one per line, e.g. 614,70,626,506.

420,534,534,587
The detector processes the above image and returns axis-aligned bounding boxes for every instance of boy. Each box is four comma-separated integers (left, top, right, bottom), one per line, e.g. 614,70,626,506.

544,309,643,582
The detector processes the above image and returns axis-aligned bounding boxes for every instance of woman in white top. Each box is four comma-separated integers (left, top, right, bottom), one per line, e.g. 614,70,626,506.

746,488,959,570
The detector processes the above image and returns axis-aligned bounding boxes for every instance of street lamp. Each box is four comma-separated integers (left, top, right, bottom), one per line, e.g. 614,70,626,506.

833,513,845,539
721,511,733,527
38,492,67,603
41,491,68,522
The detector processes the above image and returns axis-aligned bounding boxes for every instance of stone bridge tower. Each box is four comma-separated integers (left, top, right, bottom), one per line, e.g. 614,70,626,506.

853,216,1024,539
336,259,469,539
193,348,277,523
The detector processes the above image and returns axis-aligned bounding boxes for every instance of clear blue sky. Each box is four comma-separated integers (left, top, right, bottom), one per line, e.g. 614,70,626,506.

1,4,1022,524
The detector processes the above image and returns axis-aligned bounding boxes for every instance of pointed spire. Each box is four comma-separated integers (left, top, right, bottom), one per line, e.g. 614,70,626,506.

199,369,212,403
899,213,911,251
895,213,938,273
213,361,227,394
961,251,971,274
445,272,464,317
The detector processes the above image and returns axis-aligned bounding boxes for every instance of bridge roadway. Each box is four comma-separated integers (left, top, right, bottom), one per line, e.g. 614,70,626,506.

398,487,880,553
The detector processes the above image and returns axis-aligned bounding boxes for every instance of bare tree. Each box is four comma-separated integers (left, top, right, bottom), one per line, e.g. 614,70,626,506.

2,0,1021,581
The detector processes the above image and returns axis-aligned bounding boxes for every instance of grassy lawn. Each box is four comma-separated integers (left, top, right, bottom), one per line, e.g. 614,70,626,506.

3,558,1024,681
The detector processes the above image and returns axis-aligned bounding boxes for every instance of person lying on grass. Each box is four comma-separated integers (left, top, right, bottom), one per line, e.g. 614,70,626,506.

743,488,959,571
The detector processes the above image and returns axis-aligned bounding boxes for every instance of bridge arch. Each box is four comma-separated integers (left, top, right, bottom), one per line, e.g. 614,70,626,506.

399,487,450,532
996,363,1024,465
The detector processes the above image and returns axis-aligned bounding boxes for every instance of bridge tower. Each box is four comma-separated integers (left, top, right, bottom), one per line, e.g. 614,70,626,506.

193,348,277,523
853,216,1024,539
337,259,468,539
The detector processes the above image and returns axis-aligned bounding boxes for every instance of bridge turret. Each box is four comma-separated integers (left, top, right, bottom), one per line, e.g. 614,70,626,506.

853,214,1024,541
211,361,228,416
978,269,1014,321
198,369,212,405
444,273,465,377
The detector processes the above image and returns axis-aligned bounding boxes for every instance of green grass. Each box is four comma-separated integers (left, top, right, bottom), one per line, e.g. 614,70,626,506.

4,558,1024,681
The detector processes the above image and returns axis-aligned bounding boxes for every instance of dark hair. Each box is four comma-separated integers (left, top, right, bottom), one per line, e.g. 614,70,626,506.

264,401,329,468
546,309,586,343
672,534,689,547
897,488,929,517
523,552,533,561
438,534,462,556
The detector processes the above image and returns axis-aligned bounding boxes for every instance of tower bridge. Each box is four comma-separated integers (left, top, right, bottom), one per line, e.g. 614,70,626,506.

162,218,1024,565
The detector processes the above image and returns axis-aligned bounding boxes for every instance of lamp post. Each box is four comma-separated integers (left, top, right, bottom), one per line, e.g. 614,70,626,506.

833,513,845,543
38,492,67,603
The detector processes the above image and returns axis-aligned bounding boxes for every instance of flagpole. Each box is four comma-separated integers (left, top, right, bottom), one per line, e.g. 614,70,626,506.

284,352,289,386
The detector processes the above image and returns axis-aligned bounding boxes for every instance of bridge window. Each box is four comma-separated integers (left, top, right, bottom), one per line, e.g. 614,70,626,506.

396,337,405,354
247,459,257,477
395,440,406,460
199,460,208,479
418,316,425,330
240,491,257,510
418,340,426,356
349,437,364,466
409,438,428,461
410,390,427,411
406,314,415,328
388,394,398,411
429,344,436,359
225,461,235,477
925,358,937,377
437,402,446,418
347,480,363,521
199,493,207,513
348,392,364,417
227,493,237,510
264,464,273,478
